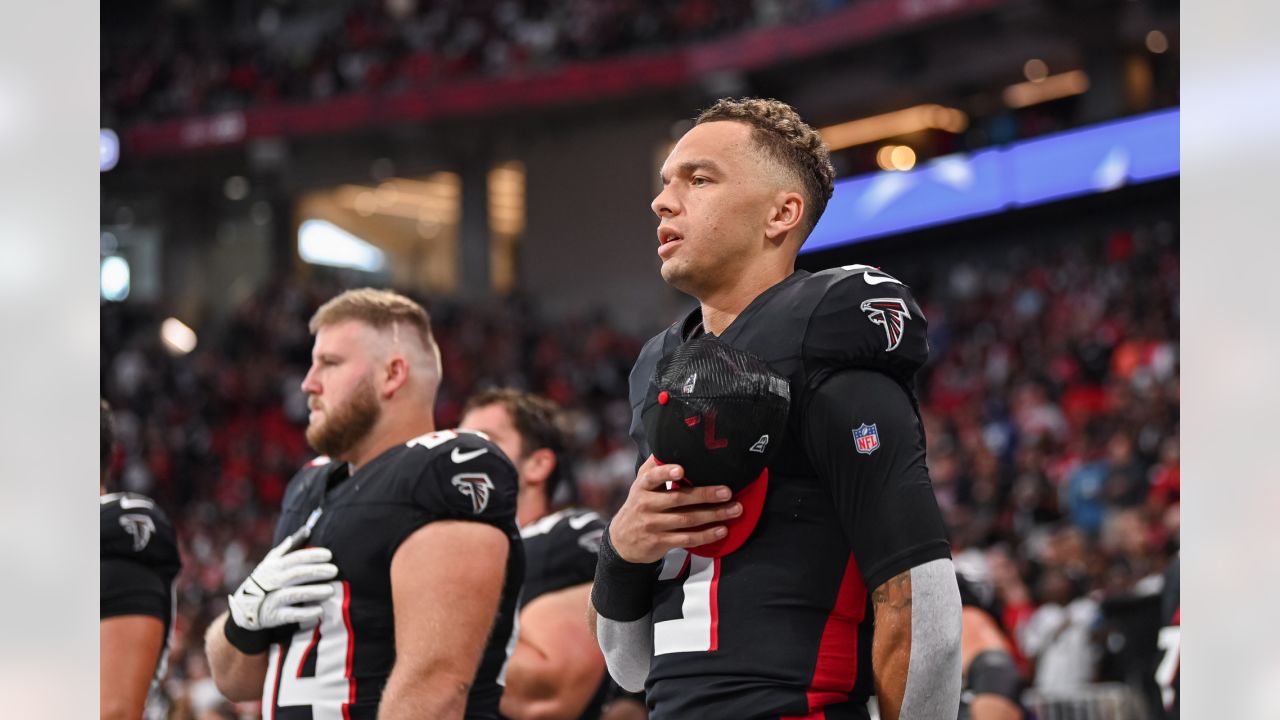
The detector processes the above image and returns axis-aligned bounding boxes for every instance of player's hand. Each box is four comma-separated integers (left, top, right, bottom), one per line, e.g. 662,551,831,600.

227,526,338,631
608,455,742,564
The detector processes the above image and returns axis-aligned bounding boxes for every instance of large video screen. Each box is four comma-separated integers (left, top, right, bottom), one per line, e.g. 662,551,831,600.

804,108,1179,252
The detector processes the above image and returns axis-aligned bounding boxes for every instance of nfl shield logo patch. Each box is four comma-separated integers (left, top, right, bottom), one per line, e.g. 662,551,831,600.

852,424,880,455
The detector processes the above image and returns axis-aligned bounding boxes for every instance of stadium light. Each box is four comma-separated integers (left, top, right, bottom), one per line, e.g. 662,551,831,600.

877,145,917,172
298,219,387,272
335,175,461,221
1003,70,1090,109
818,104,968,151
100,256,130,301
1023,59,1049,82
1146,30,1169,54
160,317,198,356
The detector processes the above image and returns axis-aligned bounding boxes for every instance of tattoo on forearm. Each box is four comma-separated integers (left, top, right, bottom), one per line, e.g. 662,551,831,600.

872,570,912,610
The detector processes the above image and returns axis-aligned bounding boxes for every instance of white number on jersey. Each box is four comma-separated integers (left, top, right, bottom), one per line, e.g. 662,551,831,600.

1155,624,1180,710
652,549,721,655
263,580,354,720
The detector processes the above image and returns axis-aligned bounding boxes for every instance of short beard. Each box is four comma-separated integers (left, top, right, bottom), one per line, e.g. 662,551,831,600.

306,377,381,460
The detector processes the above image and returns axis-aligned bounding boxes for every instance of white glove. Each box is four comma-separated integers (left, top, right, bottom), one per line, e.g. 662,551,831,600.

228,526,338,631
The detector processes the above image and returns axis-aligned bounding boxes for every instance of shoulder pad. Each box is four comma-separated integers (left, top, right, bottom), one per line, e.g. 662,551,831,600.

411,431,519,522
803,265,929,381
100,493,181,574
559,509,606,554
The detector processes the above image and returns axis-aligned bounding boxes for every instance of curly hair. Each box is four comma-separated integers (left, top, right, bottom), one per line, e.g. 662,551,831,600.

696,97,835,238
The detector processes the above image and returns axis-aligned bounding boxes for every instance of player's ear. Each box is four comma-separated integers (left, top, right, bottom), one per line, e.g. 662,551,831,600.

521,448,556,486
763,190,805,243
381,355,410,399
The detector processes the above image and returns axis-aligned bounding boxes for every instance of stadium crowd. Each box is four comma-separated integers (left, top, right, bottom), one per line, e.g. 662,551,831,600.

101,208,1178,717
102,0,854,125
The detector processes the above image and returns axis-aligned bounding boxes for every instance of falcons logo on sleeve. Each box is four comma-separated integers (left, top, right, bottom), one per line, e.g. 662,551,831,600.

860,298,912,352
119,513,156,552
451,473,496,514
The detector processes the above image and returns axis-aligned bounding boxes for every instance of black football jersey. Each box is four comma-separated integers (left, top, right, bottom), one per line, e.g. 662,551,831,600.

520,508,606,604
1156,557,1180,719
100,492,182,698
627,266,951,719
261,429,524,720
518,508,610,719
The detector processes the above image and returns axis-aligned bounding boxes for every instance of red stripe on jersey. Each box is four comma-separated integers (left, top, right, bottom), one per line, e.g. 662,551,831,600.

296,625,321,678
342,580,357,720
804,553,867,713
268,642,285,719
708,557,722,652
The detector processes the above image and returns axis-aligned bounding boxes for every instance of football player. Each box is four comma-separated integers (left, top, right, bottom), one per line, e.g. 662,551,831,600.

589,98,962,719
204,289,523,720
100,399,182,720
460,389,616,719
956,570,1025,720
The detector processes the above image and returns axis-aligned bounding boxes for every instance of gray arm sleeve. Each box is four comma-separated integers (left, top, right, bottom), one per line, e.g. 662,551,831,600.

595,612,653,693
899,558,963,719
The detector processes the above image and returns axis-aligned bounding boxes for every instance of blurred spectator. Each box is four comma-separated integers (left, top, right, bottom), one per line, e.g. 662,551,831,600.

1019,567,1100,691
102,0,855,125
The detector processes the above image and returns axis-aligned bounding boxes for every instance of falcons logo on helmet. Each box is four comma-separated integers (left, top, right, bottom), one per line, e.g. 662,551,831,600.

860,298,912,352
451,473,495,514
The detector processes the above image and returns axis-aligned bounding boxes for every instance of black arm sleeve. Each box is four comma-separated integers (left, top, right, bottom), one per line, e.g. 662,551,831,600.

967,650,1023,702
101,557,169,620
802,368,951,593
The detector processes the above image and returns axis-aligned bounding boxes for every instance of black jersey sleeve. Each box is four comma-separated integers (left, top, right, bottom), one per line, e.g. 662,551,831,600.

410,441,519,529
802,368,950,593
100,494,181,620
804,266,930,387
555,511,606,585
101,558,170,620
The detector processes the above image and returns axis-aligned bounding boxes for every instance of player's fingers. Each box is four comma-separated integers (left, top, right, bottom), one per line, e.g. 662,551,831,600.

278,562,339,587
655,484,734,509
635,461,683,491
637,454,658,475
279,547,334,566
274,584,335,606
266,529,308,559
277,605,325,626
670,526,729,549
654,503,742,531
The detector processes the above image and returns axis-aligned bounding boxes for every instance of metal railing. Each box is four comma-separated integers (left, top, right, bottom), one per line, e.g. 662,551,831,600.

863,683,1152,720
1023,683,1152,720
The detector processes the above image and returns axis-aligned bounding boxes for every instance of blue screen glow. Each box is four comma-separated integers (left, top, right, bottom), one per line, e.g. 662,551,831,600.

803,108,1178,253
